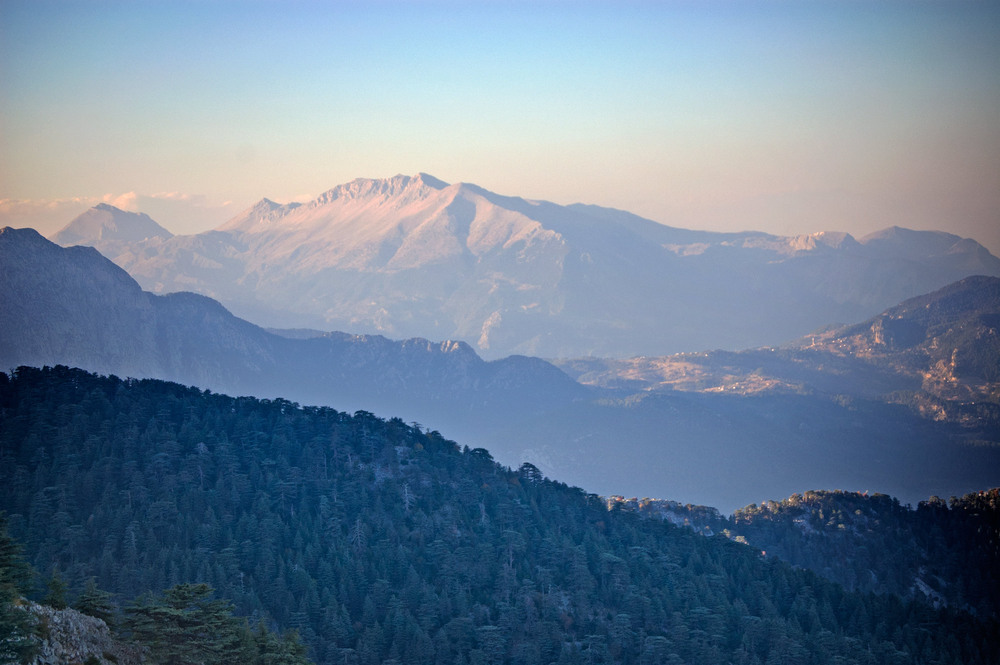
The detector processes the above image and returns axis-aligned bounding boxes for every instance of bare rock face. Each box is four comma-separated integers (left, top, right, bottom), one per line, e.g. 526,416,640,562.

23,602,142,665
50,175,1000,359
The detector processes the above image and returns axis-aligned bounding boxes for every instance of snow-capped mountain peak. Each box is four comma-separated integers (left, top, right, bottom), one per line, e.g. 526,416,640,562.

218,198,302,233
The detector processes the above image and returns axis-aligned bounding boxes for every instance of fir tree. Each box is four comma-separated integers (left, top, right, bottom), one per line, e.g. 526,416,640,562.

124,583,248,665
0,513,37,664
74,577,116,626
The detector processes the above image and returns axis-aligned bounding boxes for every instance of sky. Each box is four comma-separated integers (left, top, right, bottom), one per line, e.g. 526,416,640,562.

1,0,999,255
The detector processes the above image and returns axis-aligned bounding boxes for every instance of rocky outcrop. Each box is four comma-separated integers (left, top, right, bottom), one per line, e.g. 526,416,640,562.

23,602,142,665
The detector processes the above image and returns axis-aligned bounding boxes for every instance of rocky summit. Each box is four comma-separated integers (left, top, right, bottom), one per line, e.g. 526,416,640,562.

51,175,1000,359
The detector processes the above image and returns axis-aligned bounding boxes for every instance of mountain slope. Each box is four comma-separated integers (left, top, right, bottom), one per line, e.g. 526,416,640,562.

826,274,1000,385
51,202,173,246
2,366,998,665
0,227,587,430
4,226,999,511
555,275,1000,428
54,175,1000,359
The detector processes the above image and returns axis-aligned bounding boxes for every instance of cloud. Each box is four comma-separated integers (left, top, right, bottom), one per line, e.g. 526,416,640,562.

103,192,139,211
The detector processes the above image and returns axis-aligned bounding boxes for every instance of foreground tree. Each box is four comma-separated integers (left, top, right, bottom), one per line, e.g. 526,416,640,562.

124,582,311,665
124,583,248,665
0,514,37,664
74,577,117,626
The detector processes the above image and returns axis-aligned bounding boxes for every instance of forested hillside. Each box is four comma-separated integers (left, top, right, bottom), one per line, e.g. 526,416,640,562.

1,366,998,664
728,490,1000,617
0,513,311,665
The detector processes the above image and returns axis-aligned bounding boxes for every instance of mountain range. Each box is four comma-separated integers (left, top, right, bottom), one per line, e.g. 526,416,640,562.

3,226,998,511
6,173,1000,663
49,174,1000,359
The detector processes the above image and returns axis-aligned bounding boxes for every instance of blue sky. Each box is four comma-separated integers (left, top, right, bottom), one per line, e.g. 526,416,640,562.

2,0,998,254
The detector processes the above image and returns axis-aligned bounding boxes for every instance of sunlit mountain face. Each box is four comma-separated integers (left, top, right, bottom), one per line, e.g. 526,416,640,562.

51,174,1000,360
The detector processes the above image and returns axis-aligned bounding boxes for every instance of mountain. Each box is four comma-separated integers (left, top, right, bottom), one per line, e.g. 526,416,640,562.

0,226,587,431
554,275,1000,428
3,226,999,511
818,274,1000,390
52,175,1000,359
51,202,173,246
2,366,998,664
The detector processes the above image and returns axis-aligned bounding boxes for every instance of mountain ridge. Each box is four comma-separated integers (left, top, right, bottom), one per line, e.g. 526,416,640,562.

49,175,1000,359
554,274,1000,425
1,225,589,424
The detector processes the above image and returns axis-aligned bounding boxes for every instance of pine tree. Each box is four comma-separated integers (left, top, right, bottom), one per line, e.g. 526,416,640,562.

74,577,116,626
42,568,68,610
124,582,248,665
251,620,312,665
0,513,37,664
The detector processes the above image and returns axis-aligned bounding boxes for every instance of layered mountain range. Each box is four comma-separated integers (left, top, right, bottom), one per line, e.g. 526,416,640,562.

555,275,1000,426
50,174,1000,359
3,226,998,511
0,227,583,431
7,174,999,662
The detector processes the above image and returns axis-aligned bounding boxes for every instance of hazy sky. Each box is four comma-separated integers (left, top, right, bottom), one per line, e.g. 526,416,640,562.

2,0,999,254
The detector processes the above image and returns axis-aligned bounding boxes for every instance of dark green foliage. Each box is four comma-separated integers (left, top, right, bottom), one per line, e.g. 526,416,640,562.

0,513,38,664
726,489,1000,617
42,568,68,610
249,621,311,665
1,366,998,664
124,582,252,665
74,577,116,625
0,515,33,601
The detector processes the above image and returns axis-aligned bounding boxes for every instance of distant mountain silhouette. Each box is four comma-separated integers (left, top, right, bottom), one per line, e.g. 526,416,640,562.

51,202,173,246
50,175,1000,359
0,226,585,429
